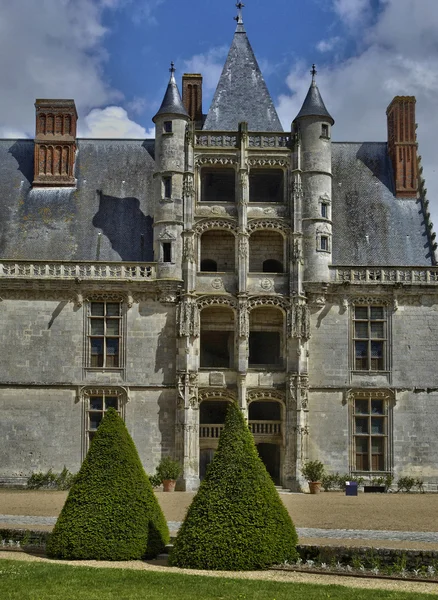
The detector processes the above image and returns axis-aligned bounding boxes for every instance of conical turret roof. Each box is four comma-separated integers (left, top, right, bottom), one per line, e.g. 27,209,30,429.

203,19,282,132
153,63,188,122
294,69,334,124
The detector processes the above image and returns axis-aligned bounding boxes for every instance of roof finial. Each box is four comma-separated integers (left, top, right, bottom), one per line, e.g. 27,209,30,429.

311,64,317,84
169,61,176,82
234,2,245,24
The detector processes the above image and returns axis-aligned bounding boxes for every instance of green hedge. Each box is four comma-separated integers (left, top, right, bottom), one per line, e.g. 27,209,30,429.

169,402,298,570
46,408,169,560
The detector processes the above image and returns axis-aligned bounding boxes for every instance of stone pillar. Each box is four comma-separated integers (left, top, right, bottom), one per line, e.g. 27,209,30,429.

176,371,200,491
283,375,298,490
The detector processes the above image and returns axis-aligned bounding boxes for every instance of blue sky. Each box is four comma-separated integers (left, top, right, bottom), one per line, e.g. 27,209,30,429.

0,0,437,222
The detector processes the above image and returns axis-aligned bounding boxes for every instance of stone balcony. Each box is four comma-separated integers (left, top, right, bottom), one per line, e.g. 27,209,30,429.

199,420,282,439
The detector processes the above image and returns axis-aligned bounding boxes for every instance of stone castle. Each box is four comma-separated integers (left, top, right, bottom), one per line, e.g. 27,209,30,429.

1,8,437,490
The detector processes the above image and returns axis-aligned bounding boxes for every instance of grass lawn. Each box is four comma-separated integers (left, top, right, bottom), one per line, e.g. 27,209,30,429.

0,559,434,600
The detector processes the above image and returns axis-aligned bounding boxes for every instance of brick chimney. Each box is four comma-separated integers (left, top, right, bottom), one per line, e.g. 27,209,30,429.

33,99,78,187
182,74,203,124
386,96,418,198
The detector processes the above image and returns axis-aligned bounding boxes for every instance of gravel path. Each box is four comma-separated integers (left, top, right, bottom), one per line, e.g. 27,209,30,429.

3,514,438,545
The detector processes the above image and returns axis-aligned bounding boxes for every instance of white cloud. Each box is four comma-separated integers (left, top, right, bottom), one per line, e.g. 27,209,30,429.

277,0,438,226
183,46,228,93
0,0,120,138
316,36,341,53
332,0,372,27
80,106,153,138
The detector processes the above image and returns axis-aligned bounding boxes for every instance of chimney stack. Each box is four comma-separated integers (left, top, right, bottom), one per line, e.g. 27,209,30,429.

33,99,78,187
182,74,203,124
386,96,418,198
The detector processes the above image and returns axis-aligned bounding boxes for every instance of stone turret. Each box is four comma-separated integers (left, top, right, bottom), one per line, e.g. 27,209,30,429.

294,66,334,282
152,63,189,280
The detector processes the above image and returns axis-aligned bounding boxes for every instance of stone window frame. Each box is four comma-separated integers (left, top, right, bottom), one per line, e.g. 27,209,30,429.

321,123,330,139
352,305,388,373
162,175,172,200
84,297,127,375
163,120,173,134
348,389,394,475
316,225,331,253
80,386,128,458
159,229,176,264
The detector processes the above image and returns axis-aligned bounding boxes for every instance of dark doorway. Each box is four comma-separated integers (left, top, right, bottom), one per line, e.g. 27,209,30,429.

200,448,215,480
257,443,280,484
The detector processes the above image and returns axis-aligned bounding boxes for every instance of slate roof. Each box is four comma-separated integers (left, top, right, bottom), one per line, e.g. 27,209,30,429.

203,22,283,132
0,139,155,262
332,142,432,266
295,80,334,124
0,139,432,267
153,70,188,121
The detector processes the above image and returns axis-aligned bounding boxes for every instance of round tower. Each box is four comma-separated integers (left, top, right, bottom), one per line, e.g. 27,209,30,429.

152,62,189,280
293,65,334,282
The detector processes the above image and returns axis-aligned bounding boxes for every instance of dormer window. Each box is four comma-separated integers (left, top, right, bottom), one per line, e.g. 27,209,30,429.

163,121,172,133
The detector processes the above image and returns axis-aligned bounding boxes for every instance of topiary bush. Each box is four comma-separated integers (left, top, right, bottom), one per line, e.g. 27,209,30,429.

169,401,298,570
46,408,169,560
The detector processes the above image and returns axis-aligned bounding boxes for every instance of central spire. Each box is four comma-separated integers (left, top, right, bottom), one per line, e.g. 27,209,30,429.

234,2,245,28
203,6,282,132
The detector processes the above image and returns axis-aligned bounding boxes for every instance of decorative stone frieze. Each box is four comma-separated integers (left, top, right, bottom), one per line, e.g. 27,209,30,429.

247,219,290,234
194,219,237,235
198,388,237,403
195,155,237,166
177,296,200,337
246,157,289,168
247,389,285,403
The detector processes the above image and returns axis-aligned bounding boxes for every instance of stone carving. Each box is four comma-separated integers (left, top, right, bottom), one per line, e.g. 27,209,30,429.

238,234,249,259
334,267,438,284
247,389,285,403
211,278,223,290
177,372,198,409
194,219,237,235
157,282,179,304
292,239,303,265
289,299,310,340
195,135,237,148
247,296,289,311
182,235,196,262
288,374,309,410
182,173,194,199
198,388,236,403
238,298,249,338
195,154,237,166
177,297,200,337
0,261,155,281
351,296,391,306
260,278,274,291
246,157,289,167
197,295,237,310
247,219,290,234
159,228,176,241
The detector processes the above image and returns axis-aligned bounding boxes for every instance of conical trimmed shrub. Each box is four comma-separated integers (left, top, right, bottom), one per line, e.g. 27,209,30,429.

169,401,298,570
46,408,169,560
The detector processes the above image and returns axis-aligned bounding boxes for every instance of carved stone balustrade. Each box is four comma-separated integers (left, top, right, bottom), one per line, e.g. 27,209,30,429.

0,261,157,281
332,266,438,284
